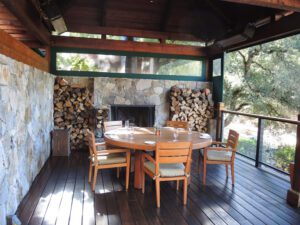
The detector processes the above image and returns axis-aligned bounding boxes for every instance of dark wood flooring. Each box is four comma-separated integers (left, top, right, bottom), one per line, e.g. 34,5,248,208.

16,151,300,225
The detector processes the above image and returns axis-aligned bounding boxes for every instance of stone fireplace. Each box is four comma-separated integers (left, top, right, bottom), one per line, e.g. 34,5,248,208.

94,77,212,126
110,104,155,127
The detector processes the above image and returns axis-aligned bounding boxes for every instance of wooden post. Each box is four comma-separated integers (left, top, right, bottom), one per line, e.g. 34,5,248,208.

216,102,224,141
287,114,300,207
255,118,264,167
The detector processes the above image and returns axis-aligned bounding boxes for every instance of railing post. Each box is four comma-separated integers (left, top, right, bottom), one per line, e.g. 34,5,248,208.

216,102,224,141
255,118,264,167
287,114,300,207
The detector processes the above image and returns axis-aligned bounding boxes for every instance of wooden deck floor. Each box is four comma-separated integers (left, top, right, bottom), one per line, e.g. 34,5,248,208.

16,151,300,225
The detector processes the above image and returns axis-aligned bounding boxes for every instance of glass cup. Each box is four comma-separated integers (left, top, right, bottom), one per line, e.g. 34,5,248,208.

125,120,129,128
129,126,134,139
173,128,179,141
188,123,193,135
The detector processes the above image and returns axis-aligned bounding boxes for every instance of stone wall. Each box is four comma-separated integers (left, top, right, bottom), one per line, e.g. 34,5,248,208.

0,54,54,224
94,77,212,126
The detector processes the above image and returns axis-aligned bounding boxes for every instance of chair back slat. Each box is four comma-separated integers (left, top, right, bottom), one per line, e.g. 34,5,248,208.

166,120,188,129
104,121,123,132
226,130,239,150
156,141,192,175
159,156,189,164
159,149,190,157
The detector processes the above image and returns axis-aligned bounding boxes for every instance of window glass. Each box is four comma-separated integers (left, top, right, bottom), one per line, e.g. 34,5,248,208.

56,52,203,77
213,58,222,77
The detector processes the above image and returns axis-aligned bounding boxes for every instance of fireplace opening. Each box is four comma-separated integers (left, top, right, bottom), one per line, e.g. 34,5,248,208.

110,105,155,127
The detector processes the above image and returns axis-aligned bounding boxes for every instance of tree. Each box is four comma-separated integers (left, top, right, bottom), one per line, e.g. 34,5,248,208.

224,34,300,126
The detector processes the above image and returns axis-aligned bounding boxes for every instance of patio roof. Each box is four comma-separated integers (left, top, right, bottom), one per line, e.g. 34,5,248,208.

0,0,299,55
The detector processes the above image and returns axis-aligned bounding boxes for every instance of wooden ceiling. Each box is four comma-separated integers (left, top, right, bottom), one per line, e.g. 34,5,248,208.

62,0,278,42
0,0,300,54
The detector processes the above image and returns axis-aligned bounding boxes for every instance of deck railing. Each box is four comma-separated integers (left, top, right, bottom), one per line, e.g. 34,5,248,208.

216,103,300,174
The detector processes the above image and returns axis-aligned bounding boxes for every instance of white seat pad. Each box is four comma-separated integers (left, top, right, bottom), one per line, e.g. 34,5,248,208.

201,149,232,161
144,161,185,177
92,153,126,165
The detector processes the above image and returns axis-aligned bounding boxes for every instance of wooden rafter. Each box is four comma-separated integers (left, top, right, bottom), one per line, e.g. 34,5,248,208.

99,0,107,26
66,24,205,42
51,36,207,57
203,0,233,28
160,0,172,32
1,0,50,44
222,0,300,12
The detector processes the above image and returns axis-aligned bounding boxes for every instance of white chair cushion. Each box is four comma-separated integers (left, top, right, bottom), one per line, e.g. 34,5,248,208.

200,149,232,161
96,144,107,151
92,153,126,165
144,161,185,177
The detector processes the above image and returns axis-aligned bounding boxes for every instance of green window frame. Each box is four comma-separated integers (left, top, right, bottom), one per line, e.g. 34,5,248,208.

50,47,207,81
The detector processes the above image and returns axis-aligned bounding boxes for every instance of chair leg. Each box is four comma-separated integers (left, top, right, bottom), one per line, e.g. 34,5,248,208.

155,179,160,208
198,151,201,173
125,165,130,190
183,178,188,205
226,164,228,177
202,162,207,185
92,166,98,191
117,167,120,179
176,180,180,190
88,162,93,183
142,171,145,194
231,163,235,186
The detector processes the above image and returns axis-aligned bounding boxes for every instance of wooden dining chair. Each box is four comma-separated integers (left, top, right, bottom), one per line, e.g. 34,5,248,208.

104,120,123,132
166,120,188,129
141,141,192,208
199,129,239,185
87,130,131,191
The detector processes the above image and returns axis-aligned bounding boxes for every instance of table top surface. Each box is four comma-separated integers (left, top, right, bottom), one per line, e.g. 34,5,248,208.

104,127,212,151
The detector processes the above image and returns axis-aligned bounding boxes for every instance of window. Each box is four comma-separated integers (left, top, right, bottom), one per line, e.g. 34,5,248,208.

213,58,222,77
56,52,204,77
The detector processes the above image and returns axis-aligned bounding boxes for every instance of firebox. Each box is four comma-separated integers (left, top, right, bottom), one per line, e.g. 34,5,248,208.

110,105,155,127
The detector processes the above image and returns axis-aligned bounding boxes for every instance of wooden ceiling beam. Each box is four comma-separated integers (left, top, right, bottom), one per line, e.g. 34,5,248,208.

0,29,48,71
1,0,50,45
222,0,300,12
225,13,300,51
51,36,207,57
66,24,205,42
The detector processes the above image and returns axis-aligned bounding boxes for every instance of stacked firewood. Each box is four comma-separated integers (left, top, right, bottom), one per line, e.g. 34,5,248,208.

53,77,93,150
169,86,213,132
96,107,109,130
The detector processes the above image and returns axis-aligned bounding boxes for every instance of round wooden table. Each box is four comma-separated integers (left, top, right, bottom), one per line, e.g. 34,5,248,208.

104,127,212,189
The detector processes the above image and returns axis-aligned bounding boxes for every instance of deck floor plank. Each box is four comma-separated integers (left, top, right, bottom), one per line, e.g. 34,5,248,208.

16,152,300,225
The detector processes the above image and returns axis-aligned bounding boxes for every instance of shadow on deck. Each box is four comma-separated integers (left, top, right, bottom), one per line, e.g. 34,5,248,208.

16,151,300,225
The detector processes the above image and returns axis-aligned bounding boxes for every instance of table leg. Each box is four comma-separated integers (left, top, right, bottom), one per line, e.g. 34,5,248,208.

134,151,143,189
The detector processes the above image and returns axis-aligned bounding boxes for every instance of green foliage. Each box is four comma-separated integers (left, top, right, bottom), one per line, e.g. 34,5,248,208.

236,138,257,159
224,34,300,121
274,145,295,172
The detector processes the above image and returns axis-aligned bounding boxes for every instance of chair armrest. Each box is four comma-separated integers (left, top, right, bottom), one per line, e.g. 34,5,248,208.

205,147,234,152
142,152,156,164
96,149,130,155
